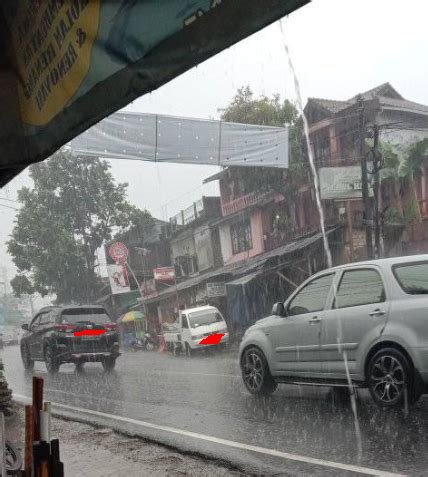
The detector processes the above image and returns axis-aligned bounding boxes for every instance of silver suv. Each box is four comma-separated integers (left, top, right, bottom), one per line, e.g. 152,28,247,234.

239,255,428,407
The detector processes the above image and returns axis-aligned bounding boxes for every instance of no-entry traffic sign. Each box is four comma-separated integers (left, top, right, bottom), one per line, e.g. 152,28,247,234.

109,242,129,263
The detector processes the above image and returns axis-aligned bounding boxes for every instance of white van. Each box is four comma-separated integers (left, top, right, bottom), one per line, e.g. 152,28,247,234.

163,305,229,355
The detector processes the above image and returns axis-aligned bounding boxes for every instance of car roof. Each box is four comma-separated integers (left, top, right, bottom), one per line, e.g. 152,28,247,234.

38,304,106,313
324,254,428,274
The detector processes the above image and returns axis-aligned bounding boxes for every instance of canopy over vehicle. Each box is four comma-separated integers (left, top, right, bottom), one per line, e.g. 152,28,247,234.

0,0,308,187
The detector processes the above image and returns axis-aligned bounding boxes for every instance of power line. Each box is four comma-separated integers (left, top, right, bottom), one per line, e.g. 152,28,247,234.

0,203,18,211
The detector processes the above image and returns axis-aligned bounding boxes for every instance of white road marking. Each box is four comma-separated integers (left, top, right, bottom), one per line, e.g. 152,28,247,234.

13,393,405,477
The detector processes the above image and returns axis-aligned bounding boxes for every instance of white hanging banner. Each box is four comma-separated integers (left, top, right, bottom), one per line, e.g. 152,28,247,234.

70,112,288,169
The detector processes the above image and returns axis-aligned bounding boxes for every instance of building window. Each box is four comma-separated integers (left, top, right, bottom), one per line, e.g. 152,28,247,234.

231,219,253,254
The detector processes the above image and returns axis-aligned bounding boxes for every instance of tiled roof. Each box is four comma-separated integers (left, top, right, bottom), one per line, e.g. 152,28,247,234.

349,82,403,101
378,96,428,115
307,83,428,118
308,98,351,114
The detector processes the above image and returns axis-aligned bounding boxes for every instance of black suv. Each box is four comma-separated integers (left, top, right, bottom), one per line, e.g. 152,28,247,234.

20,305,120,373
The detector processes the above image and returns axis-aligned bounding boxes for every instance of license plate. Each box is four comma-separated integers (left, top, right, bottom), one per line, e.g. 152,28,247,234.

81,336,97,341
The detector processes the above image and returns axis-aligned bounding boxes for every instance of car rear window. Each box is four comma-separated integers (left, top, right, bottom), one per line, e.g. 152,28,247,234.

61,308,111,324
393,261,428,295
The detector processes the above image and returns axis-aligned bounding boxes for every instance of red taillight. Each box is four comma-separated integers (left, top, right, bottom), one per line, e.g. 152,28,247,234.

55,324,75,333
104,323,117,331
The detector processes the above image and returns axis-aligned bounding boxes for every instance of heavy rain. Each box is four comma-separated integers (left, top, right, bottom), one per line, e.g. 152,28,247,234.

1,1,428,475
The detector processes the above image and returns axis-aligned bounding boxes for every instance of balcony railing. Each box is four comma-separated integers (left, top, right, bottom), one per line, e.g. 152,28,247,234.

221,191,273,216
171,199,205,226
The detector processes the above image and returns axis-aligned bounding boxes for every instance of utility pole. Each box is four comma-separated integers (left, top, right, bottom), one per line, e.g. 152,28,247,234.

357,95,374,259
372,124,382,258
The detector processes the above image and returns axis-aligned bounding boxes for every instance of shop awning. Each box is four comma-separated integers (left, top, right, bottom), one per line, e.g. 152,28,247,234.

0,0,309,187
144,227,339,305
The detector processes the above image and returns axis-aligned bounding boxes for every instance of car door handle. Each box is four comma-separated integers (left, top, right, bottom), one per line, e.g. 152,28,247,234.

369,309,386,317
308,316,321,324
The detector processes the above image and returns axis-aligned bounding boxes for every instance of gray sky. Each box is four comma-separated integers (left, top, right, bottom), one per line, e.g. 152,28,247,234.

1,0,428,281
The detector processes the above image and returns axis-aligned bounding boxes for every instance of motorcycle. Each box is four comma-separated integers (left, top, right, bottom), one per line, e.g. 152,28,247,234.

131,333,158,352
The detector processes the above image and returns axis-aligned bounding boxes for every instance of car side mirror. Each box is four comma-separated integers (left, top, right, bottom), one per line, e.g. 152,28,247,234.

21,323,29,331
271,302,285,317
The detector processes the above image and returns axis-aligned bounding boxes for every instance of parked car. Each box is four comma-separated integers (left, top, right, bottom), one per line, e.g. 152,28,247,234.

239,255,428,408
163,305,229,356
20,305,120,373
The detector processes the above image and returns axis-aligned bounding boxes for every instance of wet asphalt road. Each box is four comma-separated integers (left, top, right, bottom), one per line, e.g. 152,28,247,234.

3,344,428,476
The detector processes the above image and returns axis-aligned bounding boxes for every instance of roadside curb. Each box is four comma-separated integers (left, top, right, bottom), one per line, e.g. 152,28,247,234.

12,394,405,477
12,395,257,476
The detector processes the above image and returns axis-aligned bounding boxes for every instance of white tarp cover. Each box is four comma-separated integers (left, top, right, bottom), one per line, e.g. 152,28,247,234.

70,112,288,168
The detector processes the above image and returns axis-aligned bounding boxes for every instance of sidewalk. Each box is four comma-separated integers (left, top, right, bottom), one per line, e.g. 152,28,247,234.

8,404,243,476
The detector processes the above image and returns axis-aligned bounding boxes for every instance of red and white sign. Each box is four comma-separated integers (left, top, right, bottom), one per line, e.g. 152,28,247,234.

107,264,130,295
109,242,129,263
153,267,176,283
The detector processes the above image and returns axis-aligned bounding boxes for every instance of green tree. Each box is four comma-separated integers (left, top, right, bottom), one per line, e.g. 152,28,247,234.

376,138,428,223
8,150,153,304
398,138,428,223
218,86,304,195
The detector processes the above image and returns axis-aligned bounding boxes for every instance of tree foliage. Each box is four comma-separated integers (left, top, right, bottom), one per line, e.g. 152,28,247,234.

218,86,304,196
8,150,153,304
372,138,428,224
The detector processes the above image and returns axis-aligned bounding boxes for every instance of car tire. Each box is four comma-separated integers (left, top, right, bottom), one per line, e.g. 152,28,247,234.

185,342,193,357
44,345,60,374
75,362,84,373
367,347,420,408
145,340,155,352
241,347,277,396
20,343,34,371
102,357,116,372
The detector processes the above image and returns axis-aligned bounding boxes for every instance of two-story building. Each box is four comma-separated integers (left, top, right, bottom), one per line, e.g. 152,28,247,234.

204,167,329,266
305,82,428,259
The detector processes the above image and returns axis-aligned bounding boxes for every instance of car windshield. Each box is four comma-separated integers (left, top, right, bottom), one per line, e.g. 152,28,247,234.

2,1,428,475
61,309,111,325
188,311,223,328
393,262,428,294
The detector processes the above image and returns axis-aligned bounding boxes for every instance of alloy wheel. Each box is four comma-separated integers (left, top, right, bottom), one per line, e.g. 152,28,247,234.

21,344,34,370
370,355,405,404
242,350,265,392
